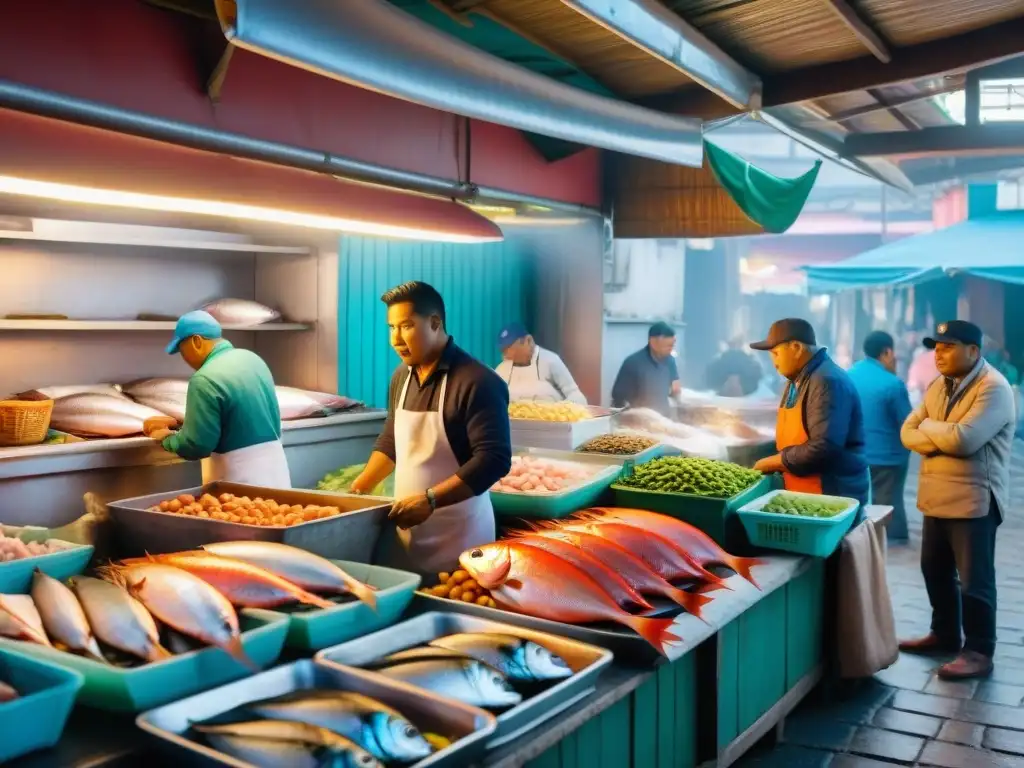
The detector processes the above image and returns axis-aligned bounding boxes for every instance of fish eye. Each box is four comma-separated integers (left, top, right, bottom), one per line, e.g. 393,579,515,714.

358,755,376,766
403,725,420,738
470,548,483,558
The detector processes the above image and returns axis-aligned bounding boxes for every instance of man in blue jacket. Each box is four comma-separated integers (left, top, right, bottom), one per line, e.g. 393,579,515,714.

848,331,912,542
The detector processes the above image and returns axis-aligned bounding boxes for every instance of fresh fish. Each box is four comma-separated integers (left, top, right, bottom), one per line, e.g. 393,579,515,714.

70,576,171,663
276,387,332,420
131,396,186,423
429,632,572,681
101,562,256,670
276,386,361,412
504,536,652,612
194,720,383,768
374,656,521,708
242,690,431,763
200,541,377,610
509,527,713,620
579,508,764,588
0,594,51,646
120,378,190,399
202,298,281,326
50,393,169,438
121,552,335,610
546,520,730,589
31,569,105,662
16,383,126,401
0,679,17,702
459,543,680,656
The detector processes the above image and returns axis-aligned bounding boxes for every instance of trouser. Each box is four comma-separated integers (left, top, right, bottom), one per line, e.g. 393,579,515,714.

869,463,909,541
921,498,1001,657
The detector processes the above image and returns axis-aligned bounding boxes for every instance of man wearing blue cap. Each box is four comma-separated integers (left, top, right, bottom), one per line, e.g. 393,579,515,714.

143,310,291,487
494,323,586,404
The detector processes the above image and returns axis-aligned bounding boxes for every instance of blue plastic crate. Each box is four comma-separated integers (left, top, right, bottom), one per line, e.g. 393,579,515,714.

0,647,84,762
0,541,94,594
736,490,859,558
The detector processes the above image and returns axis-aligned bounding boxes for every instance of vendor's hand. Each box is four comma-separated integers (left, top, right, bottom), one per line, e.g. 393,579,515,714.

389,493,434,530
753,454,785,474
148,428,175,442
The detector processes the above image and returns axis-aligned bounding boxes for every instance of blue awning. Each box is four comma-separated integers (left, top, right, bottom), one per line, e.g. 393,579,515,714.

804,215,1024,291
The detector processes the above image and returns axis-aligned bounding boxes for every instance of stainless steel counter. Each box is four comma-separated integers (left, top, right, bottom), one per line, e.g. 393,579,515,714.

0,410,386,526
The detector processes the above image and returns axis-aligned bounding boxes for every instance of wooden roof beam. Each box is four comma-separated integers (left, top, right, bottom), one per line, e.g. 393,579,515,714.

844,124,1024,158
822,0,890,63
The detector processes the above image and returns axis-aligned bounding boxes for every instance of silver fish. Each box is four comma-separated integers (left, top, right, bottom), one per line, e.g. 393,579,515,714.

0,593,51,646
202,298,281,326
17,383,126,401
200,541,377,610
50,394,169,438
130,395,186,423
375,657,522,708
31,569,105,662
120,378,189,399
429,632,572,682
244,690,431,763
194,720,382,768
276,387,332,420
71,576,171,663
0,680,17,702
276,386,361,412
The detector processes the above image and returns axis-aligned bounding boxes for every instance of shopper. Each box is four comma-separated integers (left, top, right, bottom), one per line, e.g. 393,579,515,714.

611,322,681,416
349,281,510,577
705,336,764,397
848,331,913,543
749,318,870,508
495,322,587,404
900,320,1015,680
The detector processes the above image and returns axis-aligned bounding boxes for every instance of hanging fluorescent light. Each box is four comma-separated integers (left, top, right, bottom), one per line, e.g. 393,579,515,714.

0,175,501,243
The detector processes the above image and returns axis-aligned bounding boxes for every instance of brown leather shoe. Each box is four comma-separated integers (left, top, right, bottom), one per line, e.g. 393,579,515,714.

938,651,994,680
898,633,962,656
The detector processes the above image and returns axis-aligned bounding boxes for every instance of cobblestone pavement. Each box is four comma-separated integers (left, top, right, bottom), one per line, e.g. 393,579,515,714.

737,443,1024,768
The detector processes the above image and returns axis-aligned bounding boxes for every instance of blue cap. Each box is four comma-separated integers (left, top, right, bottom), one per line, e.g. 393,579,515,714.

166,310,223,354
498,322,528,350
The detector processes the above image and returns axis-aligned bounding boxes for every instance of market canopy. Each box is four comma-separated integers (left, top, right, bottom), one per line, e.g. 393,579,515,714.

804,215,1024,292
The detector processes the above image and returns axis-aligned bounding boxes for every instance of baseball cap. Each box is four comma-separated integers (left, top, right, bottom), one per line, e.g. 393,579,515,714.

923,320,982,349
498,322,529,351
166,310,223,354
750,318,816,351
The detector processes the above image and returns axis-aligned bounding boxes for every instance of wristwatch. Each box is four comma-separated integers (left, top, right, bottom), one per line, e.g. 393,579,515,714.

425,488,437,511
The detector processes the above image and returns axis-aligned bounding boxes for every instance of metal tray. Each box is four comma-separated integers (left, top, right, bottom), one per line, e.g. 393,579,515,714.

137,659,496,768
315,610,613,749
107,482,391,560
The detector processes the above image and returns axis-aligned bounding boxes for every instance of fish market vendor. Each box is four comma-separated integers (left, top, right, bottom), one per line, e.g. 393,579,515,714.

749,318,869,507
494,322,587,404
611,322,681,416
350,281,512,577
144,311,291,488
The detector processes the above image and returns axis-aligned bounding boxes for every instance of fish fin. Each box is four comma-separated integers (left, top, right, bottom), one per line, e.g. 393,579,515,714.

344,579,378,613
297,590,337,611
504,579,523,590
223,635,260,672
664,588,713,624
529,520,562,531
0,595,45,644
147,643,175,662
725,557,764,590
623,616,681,657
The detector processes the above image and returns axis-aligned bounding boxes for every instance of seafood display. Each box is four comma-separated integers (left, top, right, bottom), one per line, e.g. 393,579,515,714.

201,298,281,326
121,377,190,422
317,463,395,497
0,531,77,562
616,456,762,498
49,394,168,438
147,491,345,528
275,386,362,420
576,434,658,456
509,401,592,423
194,720,382,768
17,383,127,401
490,456,599,494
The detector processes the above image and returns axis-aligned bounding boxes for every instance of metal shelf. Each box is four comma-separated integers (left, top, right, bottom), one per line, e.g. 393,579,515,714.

0,320,312,332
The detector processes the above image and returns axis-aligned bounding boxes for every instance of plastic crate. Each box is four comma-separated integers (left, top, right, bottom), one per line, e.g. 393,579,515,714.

0,539,94,594
610,474,773,551
0,647,84,762
736,490,859,557
491,464,622,520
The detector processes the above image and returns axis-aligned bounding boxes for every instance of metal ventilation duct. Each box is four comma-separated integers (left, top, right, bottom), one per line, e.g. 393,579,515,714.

215,0,704,168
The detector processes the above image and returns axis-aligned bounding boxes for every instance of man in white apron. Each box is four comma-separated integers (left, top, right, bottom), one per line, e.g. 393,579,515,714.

350,282,510,578
145,311,291,488
494,323,587,404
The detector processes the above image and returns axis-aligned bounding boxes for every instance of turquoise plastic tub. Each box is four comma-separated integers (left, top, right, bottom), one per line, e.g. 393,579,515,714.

736,490,859,558
0,609,288,713
0,542,94,594
0,647,84,762
260,560,421,651
491,464,622,520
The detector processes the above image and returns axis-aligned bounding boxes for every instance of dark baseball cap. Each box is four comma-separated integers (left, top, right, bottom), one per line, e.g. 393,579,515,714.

750,318,816,351
923,320,982,349
498,322,529,350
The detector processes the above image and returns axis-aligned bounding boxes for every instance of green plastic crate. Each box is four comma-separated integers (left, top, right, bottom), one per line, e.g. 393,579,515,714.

491,464,623,520
610,474,774,551
0,609,288,713
0,647,84,762
258,560,421,651
736,490,859,557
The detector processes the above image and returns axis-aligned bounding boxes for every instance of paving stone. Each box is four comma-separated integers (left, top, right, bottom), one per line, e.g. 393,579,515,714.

926,677,979,700
937,720,986,747
919,740,1024,768
827,681,896,725
830,757,905,768
955,698,1024,729
985,727,1024,756
872,707,942,737
733,744,833,767
783,711,856,751
975,682,1024,707
998,612,1024,632
891,690,962,719
991,666,1024,686
875,654,937,692
848,726,925,763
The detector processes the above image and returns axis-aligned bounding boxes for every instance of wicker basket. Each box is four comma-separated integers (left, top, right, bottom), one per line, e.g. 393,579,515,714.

0,399,54,446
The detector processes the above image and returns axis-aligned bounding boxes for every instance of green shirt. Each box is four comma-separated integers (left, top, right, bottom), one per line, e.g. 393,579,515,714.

163,342,282,460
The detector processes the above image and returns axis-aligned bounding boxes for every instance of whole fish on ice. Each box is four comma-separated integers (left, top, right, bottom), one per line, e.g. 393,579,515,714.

0,593,51,646
50,394,170,438
202,298,281,326
193,720,383,768
372,656,522,708
70,576,171,662
31,569,105,662
428,632,572,681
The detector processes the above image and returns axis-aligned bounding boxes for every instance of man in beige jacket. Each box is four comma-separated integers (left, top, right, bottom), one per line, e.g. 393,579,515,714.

900,320,1015,679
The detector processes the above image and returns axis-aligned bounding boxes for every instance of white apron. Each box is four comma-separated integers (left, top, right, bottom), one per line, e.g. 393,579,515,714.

377,372,496,577
503,348,562,403
203,439,292,488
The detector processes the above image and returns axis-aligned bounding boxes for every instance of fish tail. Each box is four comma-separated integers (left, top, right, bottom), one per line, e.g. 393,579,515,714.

664,586,713,623
222,635,260,672
623,616,680,656
296,589,336,610
148,643,175,661
344,579,378,612
726,557,764,589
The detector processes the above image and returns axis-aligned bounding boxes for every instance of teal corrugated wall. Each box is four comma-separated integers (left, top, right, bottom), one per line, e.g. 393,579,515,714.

337,236,534,408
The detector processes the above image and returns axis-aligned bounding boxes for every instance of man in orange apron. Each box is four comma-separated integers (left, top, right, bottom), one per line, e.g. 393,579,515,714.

749,319,870,508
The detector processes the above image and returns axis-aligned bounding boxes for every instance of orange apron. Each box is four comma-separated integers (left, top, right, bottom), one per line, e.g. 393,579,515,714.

776,384,823,494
